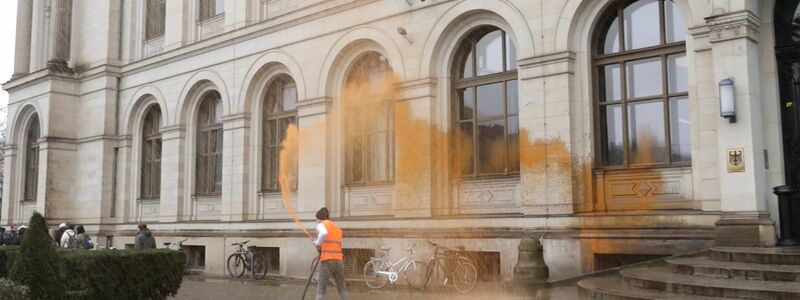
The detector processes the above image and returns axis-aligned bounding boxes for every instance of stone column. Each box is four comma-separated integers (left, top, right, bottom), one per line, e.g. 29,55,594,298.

164,0,189,51
12,0,33,78
45,0,72,71
224,0,256,31
1,146,19,225
394,79,437,218
159,126,186,222
707,11,776,246
296,98,330,219
220,114,251,222
517,52,579,215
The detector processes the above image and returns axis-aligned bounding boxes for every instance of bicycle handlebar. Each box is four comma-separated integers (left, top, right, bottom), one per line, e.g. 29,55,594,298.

231,240,250,246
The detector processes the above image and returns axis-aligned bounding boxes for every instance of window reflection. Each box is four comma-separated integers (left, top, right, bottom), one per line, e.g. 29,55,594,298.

668,54,687,93
626,58,663,98
476,30,504,76
603,105,624,165
628,101,666,164
623,0,661,50
665,0,686,43
602,64,622,102
669,97,690,162
603,17,620,54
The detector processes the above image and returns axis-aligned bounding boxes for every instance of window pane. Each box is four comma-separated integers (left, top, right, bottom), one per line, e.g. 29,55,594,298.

628,101,666,164
665,0,686,43
213,129,223,153
626,57,663,98
669,97,691,162
214,153,222,192
794,4,800,42
623,0,661,50
461,49,474,79
457,122,474,176
602,17,620,54
508,116,519,172
667,53,688,93
476,83,504,120
154,139,162,159
458,88,474,121
282,82,297,111
507,80,518,115
215,0,224,15
348,136,362,183
603,105,624,165
477,119,506,175
601,64,622,102
475,30,504,76
366,133,389,182
505,34,517,71
213,99,223,123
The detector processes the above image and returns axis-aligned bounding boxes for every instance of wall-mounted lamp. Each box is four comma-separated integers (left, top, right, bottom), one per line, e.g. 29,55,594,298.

719,78,736,123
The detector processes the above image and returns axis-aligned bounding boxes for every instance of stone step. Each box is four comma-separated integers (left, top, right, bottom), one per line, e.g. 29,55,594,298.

578,276,730,300
620,266,800,299
667,256,800,282
709,247,800,265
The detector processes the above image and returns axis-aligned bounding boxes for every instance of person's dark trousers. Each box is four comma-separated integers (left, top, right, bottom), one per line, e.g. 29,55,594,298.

316,259,349,300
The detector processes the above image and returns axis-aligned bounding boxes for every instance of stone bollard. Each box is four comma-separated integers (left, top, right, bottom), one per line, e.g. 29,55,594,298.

513,236,549,297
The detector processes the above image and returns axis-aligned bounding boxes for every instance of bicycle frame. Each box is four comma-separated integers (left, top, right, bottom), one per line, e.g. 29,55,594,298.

368,244,418,284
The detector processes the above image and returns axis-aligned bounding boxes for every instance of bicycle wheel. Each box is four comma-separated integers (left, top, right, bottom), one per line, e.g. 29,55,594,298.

404,260,427,290
363,259,391,289
251,254,269,280
227,254,246,278
452,260,477,293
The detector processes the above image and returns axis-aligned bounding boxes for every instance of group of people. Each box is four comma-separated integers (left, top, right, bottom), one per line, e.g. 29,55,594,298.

0,224,28,246
52,223,94,249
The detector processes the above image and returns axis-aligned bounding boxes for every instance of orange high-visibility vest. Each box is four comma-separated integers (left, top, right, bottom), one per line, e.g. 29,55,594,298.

320,220,343,261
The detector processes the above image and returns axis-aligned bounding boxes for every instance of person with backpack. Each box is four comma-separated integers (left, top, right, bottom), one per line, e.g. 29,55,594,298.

134,223,156,250
75,225,94,250
54,223,67,247
60,224,79,249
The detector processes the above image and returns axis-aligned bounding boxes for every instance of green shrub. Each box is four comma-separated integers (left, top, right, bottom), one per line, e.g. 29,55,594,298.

9,212,65,300
0,277,29,300
0,246,20,278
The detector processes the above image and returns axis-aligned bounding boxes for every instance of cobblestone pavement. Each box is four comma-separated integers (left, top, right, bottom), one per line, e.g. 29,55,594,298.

171,276,578,300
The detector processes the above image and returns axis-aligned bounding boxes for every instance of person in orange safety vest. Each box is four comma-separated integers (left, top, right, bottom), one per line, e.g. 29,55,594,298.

314,207,349,300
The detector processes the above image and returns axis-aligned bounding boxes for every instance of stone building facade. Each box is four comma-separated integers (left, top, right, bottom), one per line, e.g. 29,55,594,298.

3,0,799,281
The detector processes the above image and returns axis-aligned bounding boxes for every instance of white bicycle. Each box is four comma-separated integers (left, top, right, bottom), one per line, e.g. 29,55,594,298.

363,243,425,289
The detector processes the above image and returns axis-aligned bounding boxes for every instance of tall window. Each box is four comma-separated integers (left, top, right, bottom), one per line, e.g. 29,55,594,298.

263,74,298,192
141,106,162,199
196,92,223,195
145,0,166,40
344,52,395,184
594,0,689,167
199,0,225,21
453,26,519,177
23,116,40,202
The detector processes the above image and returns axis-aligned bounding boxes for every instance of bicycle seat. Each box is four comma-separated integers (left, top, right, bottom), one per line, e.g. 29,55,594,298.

380,246,392,252
455,245,466,251
427,240,438,247
163,242,171,246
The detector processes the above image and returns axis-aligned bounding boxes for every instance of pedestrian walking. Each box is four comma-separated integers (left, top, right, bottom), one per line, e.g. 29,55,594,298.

134,224,156,250
314,207,349,300
61,224,79,249
74,225,94,250
54,223,67,247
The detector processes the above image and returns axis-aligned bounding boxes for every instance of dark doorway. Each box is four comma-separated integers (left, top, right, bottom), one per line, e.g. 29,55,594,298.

775,0,800,238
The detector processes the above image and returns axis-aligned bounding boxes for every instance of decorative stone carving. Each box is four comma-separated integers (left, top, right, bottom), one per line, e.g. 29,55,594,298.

596,167,694,211
345,184,394,216
706,11,761,43
198,14,225,40
144,36,165,58
454,177,520,214
193,196,221,220
138,199,160,220
260,192,297,219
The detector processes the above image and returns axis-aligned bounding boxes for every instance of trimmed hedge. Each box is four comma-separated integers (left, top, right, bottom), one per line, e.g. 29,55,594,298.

10,212,64,300
0,278,29,300
0,247,185,300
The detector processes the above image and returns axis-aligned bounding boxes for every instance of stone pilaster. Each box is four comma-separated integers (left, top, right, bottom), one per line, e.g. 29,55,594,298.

164,0,190,51
296,97,329,219
706,11,776,246
12,0,33,78
517,51,579,215
220,114,251,222
159,126,186,222
1,146,19,225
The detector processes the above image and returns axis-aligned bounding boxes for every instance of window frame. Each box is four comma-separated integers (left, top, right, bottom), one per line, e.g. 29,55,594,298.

23,116,40,203
592,0,690,170
199,0,225,22
262,74,298,193
195,91,224,196
140,106,162,200
343,52,395,186
451,26,520,178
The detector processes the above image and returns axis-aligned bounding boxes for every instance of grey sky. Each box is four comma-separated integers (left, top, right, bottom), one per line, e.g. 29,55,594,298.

0,1,17,122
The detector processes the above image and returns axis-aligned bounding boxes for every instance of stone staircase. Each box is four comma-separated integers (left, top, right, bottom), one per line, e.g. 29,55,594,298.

577,247,800,299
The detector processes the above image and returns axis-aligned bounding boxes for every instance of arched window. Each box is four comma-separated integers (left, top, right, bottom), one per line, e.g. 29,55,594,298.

263,74,298,192
344,52,394,184
594,0,689,167
23,116,40,202
452,26,519,177
141,106,162,199
196,91,223,195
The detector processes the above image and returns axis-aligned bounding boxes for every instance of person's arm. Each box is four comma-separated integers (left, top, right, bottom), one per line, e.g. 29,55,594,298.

314,223,327,246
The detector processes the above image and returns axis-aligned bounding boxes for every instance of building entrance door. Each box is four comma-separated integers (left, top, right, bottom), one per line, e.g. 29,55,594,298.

776,0,800,238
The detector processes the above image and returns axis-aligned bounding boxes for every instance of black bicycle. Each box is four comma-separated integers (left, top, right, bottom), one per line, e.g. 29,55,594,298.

226,240,269,279
421,240,477,293
164,239,191,274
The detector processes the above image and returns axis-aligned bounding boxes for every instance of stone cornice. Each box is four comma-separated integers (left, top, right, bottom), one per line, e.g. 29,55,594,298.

705,11,761,44
518,51,576,80
297,97,331,117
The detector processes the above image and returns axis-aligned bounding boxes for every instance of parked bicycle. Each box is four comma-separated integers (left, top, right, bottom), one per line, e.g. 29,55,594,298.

421,240,477,293
363,243,425,289
164,239,191,274
226,240,269,279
